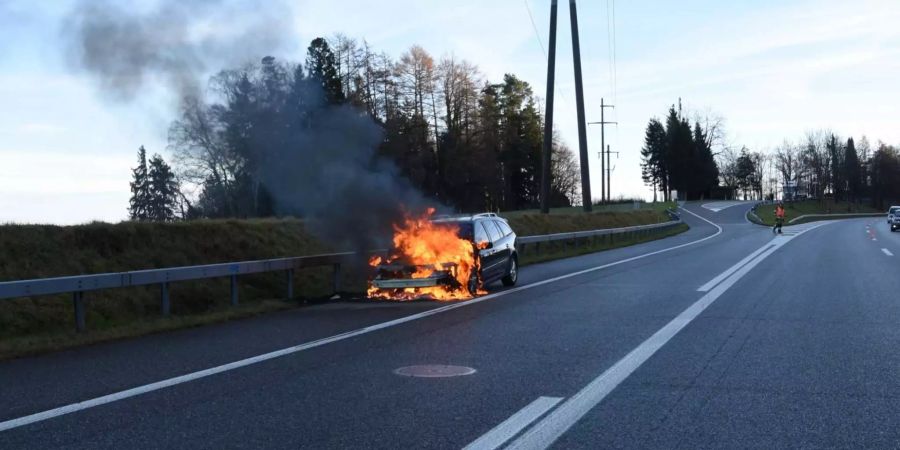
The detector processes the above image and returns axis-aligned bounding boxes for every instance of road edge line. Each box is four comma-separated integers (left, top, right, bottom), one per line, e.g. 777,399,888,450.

0,208,723,433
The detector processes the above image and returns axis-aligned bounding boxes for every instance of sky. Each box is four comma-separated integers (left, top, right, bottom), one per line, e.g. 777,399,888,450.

1,0,898,224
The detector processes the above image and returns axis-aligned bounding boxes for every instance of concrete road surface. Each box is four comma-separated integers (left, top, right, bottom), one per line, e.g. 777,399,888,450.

2,202,898,449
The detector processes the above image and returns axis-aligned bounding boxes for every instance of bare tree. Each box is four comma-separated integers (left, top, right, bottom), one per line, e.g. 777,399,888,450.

551,133,580,205
692,109,727,155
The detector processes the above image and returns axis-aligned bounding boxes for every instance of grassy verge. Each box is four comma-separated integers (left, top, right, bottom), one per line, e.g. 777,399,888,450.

752,200,881,226
0,206,680,359
519,223,689,266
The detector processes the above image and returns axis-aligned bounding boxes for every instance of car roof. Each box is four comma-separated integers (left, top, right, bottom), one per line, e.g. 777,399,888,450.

432,213,508,223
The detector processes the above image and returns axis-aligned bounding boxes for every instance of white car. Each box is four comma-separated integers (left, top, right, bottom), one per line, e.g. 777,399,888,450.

889,206,900,230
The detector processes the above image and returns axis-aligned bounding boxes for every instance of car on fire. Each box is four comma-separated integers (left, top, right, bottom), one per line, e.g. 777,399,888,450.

370,213,518,297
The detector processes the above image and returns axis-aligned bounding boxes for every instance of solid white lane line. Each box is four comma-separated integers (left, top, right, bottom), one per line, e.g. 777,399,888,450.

0,207,723,433
463,397,563,450
505,222,829,450
883,248,894,257
697,243,775,292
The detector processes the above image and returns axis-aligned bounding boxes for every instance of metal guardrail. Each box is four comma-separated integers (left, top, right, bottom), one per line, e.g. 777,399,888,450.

788,213,884,224
0,253,358,332
516,216,682,256
0,214,683,332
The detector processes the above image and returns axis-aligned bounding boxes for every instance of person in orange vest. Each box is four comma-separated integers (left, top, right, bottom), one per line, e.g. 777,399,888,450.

774,202,786,234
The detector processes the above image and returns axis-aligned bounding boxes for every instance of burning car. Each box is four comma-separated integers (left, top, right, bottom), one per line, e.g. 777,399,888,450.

368,211,518,301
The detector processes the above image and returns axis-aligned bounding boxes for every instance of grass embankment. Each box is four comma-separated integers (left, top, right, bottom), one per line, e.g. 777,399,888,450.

0,203,681,359
752,200,881,226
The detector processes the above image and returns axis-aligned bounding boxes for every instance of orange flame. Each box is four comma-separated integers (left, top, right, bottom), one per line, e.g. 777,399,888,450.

368,208,483,301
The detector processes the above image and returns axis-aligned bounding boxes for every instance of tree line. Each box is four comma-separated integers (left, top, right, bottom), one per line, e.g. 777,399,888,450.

128,36,582,221
773,132,900,209
639,104,719,201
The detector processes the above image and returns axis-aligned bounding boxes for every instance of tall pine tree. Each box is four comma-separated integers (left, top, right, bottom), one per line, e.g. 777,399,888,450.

306,38,344,104
148,153,179,222
128,146,151,221
844,137,860,205
640,118,668,201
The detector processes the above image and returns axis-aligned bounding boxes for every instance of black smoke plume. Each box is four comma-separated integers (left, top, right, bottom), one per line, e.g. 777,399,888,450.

62,0,293,101
258,81,432,253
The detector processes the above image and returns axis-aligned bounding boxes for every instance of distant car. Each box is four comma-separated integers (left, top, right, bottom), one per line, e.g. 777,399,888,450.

888,206,900,227
371,213,518,295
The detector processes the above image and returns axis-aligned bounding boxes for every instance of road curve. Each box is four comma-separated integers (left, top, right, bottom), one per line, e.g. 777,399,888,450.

2,203,897,449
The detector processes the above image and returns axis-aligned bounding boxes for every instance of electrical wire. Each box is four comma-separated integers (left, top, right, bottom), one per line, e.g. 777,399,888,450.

522,0,571,106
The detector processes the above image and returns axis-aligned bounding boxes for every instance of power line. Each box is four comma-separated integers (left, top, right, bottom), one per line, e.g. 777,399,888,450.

523,0,571,106
523,0,547,56
612,0,618,108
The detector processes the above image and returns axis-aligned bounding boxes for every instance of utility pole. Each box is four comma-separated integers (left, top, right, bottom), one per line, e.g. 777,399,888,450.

606,145,620,200
539,0,559,214
569,0,592,212
589,98,616,203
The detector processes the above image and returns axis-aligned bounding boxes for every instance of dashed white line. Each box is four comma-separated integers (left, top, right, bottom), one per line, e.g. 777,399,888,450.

883,248,894,257
0,207,723,433
464,397,563,450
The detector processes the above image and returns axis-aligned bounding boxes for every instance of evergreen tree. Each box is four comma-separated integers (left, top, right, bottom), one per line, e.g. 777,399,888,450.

664,107,694,200
827,134,844,200
306,38,344,104
692,122,719,199
640,118,667,201
735,148,757,200
147,153,179,221
844,137,860,204
128,146,151,221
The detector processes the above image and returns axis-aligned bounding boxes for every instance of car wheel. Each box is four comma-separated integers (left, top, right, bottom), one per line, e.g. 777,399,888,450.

502,257,518,287
467,271,480,296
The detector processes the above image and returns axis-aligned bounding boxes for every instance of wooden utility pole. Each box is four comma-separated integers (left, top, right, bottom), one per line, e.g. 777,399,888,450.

539,0,559,214
570,0,592,211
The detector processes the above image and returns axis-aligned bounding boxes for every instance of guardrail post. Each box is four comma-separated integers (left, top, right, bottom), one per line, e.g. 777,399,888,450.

160,282,170,316
535,242,541,255
230,275,238,306
332,263,341,294
73,291,85,332
286,269,294,299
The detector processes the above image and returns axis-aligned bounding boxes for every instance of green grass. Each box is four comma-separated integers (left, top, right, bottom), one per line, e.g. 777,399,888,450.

752,200,881,226
519,223,689,266
0,206,681,359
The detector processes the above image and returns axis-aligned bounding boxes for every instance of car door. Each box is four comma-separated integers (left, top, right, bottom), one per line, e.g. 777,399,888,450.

490,220,513,263
477,220,505,281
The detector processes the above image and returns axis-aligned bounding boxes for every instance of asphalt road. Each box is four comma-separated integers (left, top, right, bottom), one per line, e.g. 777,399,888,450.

2,201,898,449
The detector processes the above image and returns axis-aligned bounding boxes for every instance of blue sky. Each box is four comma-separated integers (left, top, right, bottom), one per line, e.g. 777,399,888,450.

1,0,898,223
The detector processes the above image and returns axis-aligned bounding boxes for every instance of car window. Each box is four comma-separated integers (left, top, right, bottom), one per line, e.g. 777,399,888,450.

474,222,489,245
454,222,474,240
496,220,513,236
484,220,503,242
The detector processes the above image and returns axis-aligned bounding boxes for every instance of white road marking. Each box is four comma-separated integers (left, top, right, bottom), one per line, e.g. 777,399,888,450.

504,222,830,450
701,201,747,212
883,248,894,257
0,207,722,433
697,243,775,292
463,397,563,450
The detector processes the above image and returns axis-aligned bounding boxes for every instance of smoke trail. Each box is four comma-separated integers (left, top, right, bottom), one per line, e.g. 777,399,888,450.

259,90,433,253
61,0,293,101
